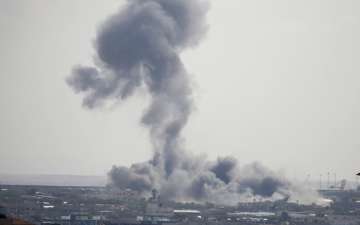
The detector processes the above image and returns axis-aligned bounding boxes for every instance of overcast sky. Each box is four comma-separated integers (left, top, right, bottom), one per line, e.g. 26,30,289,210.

0,0,359,183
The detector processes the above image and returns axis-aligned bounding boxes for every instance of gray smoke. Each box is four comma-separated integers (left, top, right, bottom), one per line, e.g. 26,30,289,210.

109,164,155,192
68,0,319,205
68,0,208,177
210,157,237,184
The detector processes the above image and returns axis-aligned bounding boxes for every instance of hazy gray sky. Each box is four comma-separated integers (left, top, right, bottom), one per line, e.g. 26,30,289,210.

1,0,359,182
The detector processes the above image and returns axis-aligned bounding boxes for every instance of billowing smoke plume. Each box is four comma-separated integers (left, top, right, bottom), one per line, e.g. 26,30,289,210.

68,0,318,205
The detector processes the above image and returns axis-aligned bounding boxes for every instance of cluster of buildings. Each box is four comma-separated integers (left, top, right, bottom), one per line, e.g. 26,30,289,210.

1,184,360,225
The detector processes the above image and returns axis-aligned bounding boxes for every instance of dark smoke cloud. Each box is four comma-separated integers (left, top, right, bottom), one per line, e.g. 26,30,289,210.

188,172,223,200
68,0,319,205
235,162,290,198
108,164,155,192
211,157,237,184
239,177,287,197
67,0,208,177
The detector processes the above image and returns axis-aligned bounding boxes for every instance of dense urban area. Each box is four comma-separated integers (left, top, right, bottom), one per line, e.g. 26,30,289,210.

1,181,360,225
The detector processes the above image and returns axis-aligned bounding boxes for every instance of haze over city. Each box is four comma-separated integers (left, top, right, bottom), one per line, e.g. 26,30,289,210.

2,1,360,225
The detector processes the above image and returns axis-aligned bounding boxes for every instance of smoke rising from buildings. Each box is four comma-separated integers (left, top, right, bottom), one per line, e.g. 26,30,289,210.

67,0,318,205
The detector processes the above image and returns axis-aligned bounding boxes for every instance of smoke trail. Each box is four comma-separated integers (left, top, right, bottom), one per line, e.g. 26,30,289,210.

68,0,319,205
68,0,208,177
